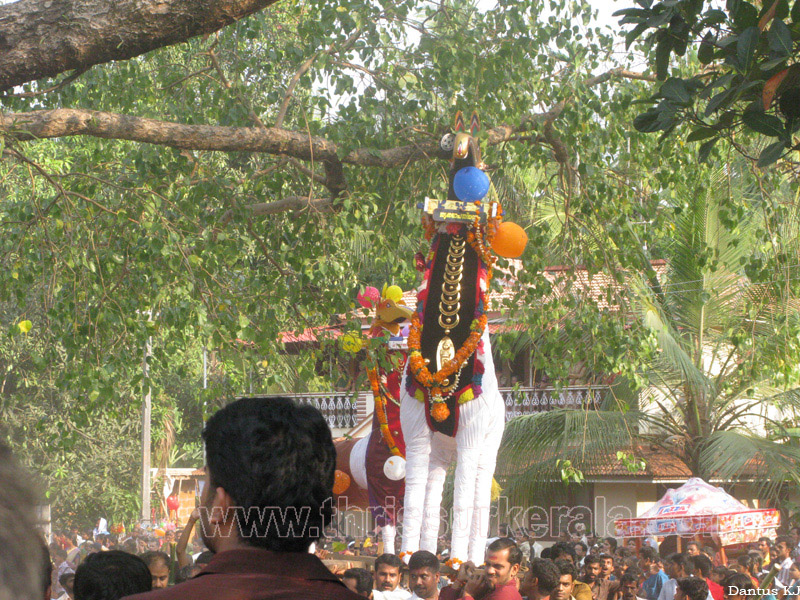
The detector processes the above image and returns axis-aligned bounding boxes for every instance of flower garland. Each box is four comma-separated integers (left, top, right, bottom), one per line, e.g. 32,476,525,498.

408,199,502,422
367,368,403,457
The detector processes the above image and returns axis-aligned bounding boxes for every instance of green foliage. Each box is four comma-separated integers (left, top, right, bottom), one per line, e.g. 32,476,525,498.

619,0,800,165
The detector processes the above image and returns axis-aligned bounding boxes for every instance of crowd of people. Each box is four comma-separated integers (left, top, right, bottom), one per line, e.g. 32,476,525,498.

2,396,800,600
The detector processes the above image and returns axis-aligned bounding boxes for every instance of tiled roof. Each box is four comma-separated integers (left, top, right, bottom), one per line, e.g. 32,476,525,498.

280,260,669,345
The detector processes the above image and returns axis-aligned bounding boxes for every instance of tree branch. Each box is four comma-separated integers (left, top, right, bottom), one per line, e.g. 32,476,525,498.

0,0,282,92
218,195,333,227
274,27,364,129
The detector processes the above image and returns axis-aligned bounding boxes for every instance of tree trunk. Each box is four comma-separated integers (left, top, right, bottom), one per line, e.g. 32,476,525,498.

0,0,281,92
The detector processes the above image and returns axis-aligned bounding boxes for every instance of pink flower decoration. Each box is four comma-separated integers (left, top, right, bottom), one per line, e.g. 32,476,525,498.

357,286,381,308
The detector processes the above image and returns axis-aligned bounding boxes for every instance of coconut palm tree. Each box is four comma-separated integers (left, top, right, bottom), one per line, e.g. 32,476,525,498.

496,167,800,503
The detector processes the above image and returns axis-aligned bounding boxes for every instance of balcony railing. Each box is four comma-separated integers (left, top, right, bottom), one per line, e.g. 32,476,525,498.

286,386,607,432
291,392,361,430
501,386,607,421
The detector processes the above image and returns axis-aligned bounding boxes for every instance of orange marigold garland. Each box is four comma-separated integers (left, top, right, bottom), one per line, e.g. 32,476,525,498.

409,198,501,422
368,368,403,457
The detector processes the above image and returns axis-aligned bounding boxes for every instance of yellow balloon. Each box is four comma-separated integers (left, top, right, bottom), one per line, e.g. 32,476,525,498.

385,285,403,303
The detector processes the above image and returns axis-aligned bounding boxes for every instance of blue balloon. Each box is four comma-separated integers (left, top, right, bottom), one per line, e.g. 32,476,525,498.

453,167,490,202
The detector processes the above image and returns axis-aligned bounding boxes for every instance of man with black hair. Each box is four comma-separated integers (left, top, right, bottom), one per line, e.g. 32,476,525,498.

674,578,708,600
686,544,700,558
442,538,523,599
553,559,578,600
553,543,578,564
520,558,561,600
373,553,410,600
407,551,440,600
581,555,617,600
122,396,361,600
599,555,615,581
619,572,647,600
721,573,754,600
74,551,152,600
790,527,800,560
639,546,668,600
0,441,44,600
575,543,588,568
658,554,690,600
344,568,374,598
777,536,797,587
688,554,722,600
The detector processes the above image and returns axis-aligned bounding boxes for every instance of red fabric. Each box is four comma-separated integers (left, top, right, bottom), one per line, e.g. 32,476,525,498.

121,548,362,600
707,578,724,600
439,581,523,600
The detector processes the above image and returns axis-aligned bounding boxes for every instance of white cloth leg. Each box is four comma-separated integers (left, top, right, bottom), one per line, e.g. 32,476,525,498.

381,524,396,555
468,391,505,564
450,444,481,563
400,367,434,560
420,433,457,553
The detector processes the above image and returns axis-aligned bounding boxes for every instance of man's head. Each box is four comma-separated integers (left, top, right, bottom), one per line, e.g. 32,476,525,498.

620,572,639,600
583,555,601,583
602,538,618,554
723,573,754,600
599,554,614,579
639,546,660,571
0,441,44,600
520,558,561,599
775,536,793,561
757,537,771,556
574,542,588,560
686,542,700,556
485,537,523,588
199,397,335,552
74,551,152,599
789,527,800,547
689,554,712,579
140,551,170,589
342,568,372,598
374,553,404,592
666,553,690,580
553,559,578,600
408,551,440,599
552,542,577,564
676,577,709,600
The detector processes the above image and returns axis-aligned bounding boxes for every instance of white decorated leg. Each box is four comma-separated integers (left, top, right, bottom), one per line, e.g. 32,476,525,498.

400,371,434,560
420,433,457,553
450,444,481,563
381,524,396,555
468,394,505,564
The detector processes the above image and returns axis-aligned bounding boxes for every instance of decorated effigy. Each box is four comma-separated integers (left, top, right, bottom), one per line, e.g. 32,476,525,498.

332,285,413,553
399,112,527,566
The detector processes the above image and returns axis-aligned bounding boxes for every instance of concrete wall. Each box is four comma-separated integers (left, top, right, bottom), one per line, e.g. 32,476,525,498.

593,482,659,538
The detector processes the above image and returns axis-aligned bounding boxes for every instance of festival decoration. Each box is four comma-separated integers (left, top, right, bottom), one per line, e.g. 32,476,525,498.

166,494,180,512
331,285,413,554
383,456,406,481
491,221,529,259
453,166,490,202
400,111,526,565
333,470,351,494
357,286,381,308
340,332,363,353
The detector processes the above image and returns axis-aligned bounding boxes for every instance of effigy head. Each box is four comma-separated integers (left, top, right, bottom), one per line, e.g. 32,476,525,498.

409,111,528,431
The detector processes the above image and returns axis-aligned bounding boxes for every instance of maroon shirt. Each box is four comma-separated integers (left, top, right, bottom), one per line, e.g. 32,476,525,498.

122,548,362,600
440,580,523,600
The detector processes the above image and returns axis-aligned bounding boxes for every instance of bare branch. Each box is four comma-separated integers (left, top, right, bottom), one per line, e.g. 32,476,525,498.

1,67,90,98
274,27,364,128
218,195,333,227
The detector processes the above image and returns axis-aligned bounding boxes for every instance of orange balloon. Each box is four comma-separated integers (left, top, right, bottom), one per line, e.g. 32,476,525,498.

491,221,528,258
332,470,351,495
